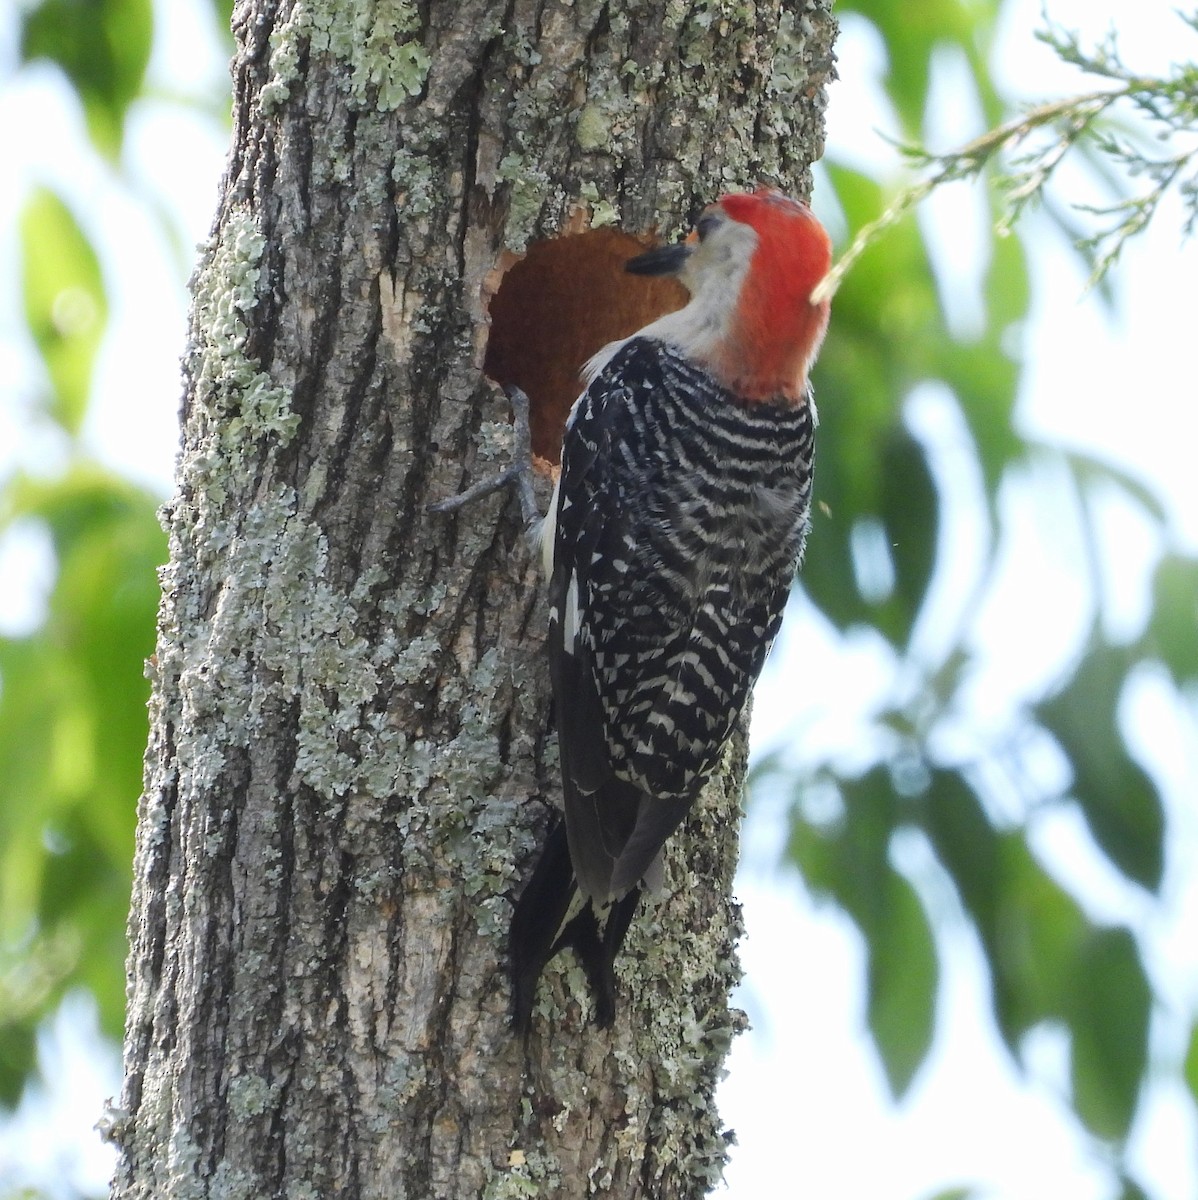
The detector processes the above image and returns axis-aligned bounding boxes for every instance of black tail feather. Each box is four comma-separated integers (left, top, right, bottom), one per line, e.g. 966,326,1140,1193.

553,887,641,1028
509,819,642,1033
510,821,576,1036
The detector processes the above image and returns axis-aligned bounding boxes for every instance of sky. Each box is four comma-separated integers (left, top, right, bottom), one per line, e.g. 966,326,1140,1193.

1,0,1196,1197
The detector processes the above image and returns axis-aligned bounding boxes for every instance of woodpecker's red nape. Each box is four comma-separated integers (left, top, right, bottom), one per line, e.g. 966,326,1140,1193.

714,188,832,402
505,187,833,1034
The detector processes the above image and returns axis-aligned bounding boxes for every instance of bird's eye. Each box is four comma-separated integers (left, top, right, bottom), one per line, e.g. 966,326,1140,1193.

695,214,720,241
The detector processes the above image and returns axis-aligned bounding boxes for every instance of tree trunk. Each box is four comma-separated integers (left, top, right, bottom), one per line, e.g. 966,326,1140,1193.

109,1,836,1196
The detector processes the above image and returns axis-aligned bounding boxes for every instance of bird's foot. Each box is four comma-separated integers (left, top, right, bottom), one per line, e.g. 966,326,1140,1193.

427,385,543,540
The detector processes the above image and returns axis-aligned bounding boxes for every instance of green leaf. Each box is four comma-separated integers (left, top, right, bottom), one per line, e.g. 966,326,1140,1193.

209,0,235,44
866,866,938,1098
801,202,933,636
0,1021,37,1107
20,0,153,157
1145,555,1198,684
982,203,1031,331
990,837,1088,1049
922,770,1000,944
19,188,108,437
790,767,895,922
836,0,1007,136
922,775,1096,1055
789,768,937,1096
949,244,1026,497
1037,647,1165,891
838,0,968,132
809,157,1030,639
1183,1021,1198,1103
0,626,94,950
1116,1178,1151,1200
1067,926,1150,1142
876,426,938,643
0,466,164,1068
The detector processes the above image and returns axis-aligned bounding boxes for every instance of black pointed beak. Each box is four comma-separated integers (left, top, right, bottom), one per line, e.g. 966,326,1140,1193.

624,243,692,277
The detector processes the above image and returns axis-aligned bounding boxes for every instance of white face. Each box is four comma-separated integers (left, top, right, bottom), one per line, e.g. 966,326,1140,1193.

656,212,760,355
677,211,760,311
583,207,773,387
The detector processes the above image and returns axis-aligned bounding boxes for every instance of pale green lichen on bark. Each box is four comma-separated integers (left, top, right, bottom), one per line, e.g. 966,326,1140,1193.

483,0,823,250
169,486,521,832
392,146,438,214
209,1160,270,1200
573,104,609,153
165,1126,205,1200
577,183,619,228
756,3,831,178
185,208,297,514
227,1073,278,1119
131,2,833,1194
497,152,552,251
259,14,301,113
162,389,538,875
482,1148,564,1200
261,0,430,114
616,0,831,206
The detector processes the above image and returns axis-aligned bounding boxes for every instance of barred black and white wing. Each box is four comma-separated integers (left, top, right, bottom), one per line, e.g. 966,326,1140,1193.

511,338,815,1031
547,337,815,897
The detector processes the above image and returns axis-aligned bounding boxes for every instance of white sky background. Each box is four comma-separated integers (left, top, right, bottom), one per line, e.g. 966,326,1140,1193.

0,0,1196,1196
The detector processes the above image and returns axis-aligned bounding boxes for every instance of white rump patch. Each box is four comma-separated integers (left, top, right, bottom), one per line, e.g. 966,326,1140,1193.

564,571,581,654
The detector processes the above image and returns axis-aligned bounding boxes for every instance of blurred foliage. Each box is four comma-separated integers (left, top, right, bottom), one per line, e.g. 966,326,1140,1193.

0,469,163,1104
818,9,1198,298
0,2,1195,1200
0,0,229,1149
766,0,1198,1190
19,188,108,437
19,0,153,158
1028,16,1198,281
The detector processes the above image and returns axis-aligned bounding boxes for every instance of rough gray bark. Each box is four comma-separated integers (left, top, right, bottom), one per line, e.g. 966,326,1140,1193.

109,1,836,1196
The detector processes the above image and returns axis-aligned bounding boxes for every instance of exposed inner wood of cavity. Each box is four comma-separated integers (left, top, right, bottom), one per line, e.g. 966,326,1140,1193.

483,224,687,466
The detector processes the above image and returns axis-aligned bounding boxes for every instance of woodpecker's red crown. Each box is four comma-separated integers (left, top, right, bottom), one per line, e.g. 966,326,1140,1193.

624,186,832,403
704,188,831,402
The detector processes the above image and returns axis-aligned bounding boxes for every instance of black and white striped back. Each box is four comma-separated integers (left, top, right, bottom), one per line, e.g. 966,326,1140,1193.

548,337,816,805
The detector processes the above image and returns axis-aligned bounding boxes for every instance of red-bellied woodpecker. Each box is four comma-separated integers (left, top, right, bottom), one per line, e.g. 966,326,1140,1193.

506,187,833,1032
